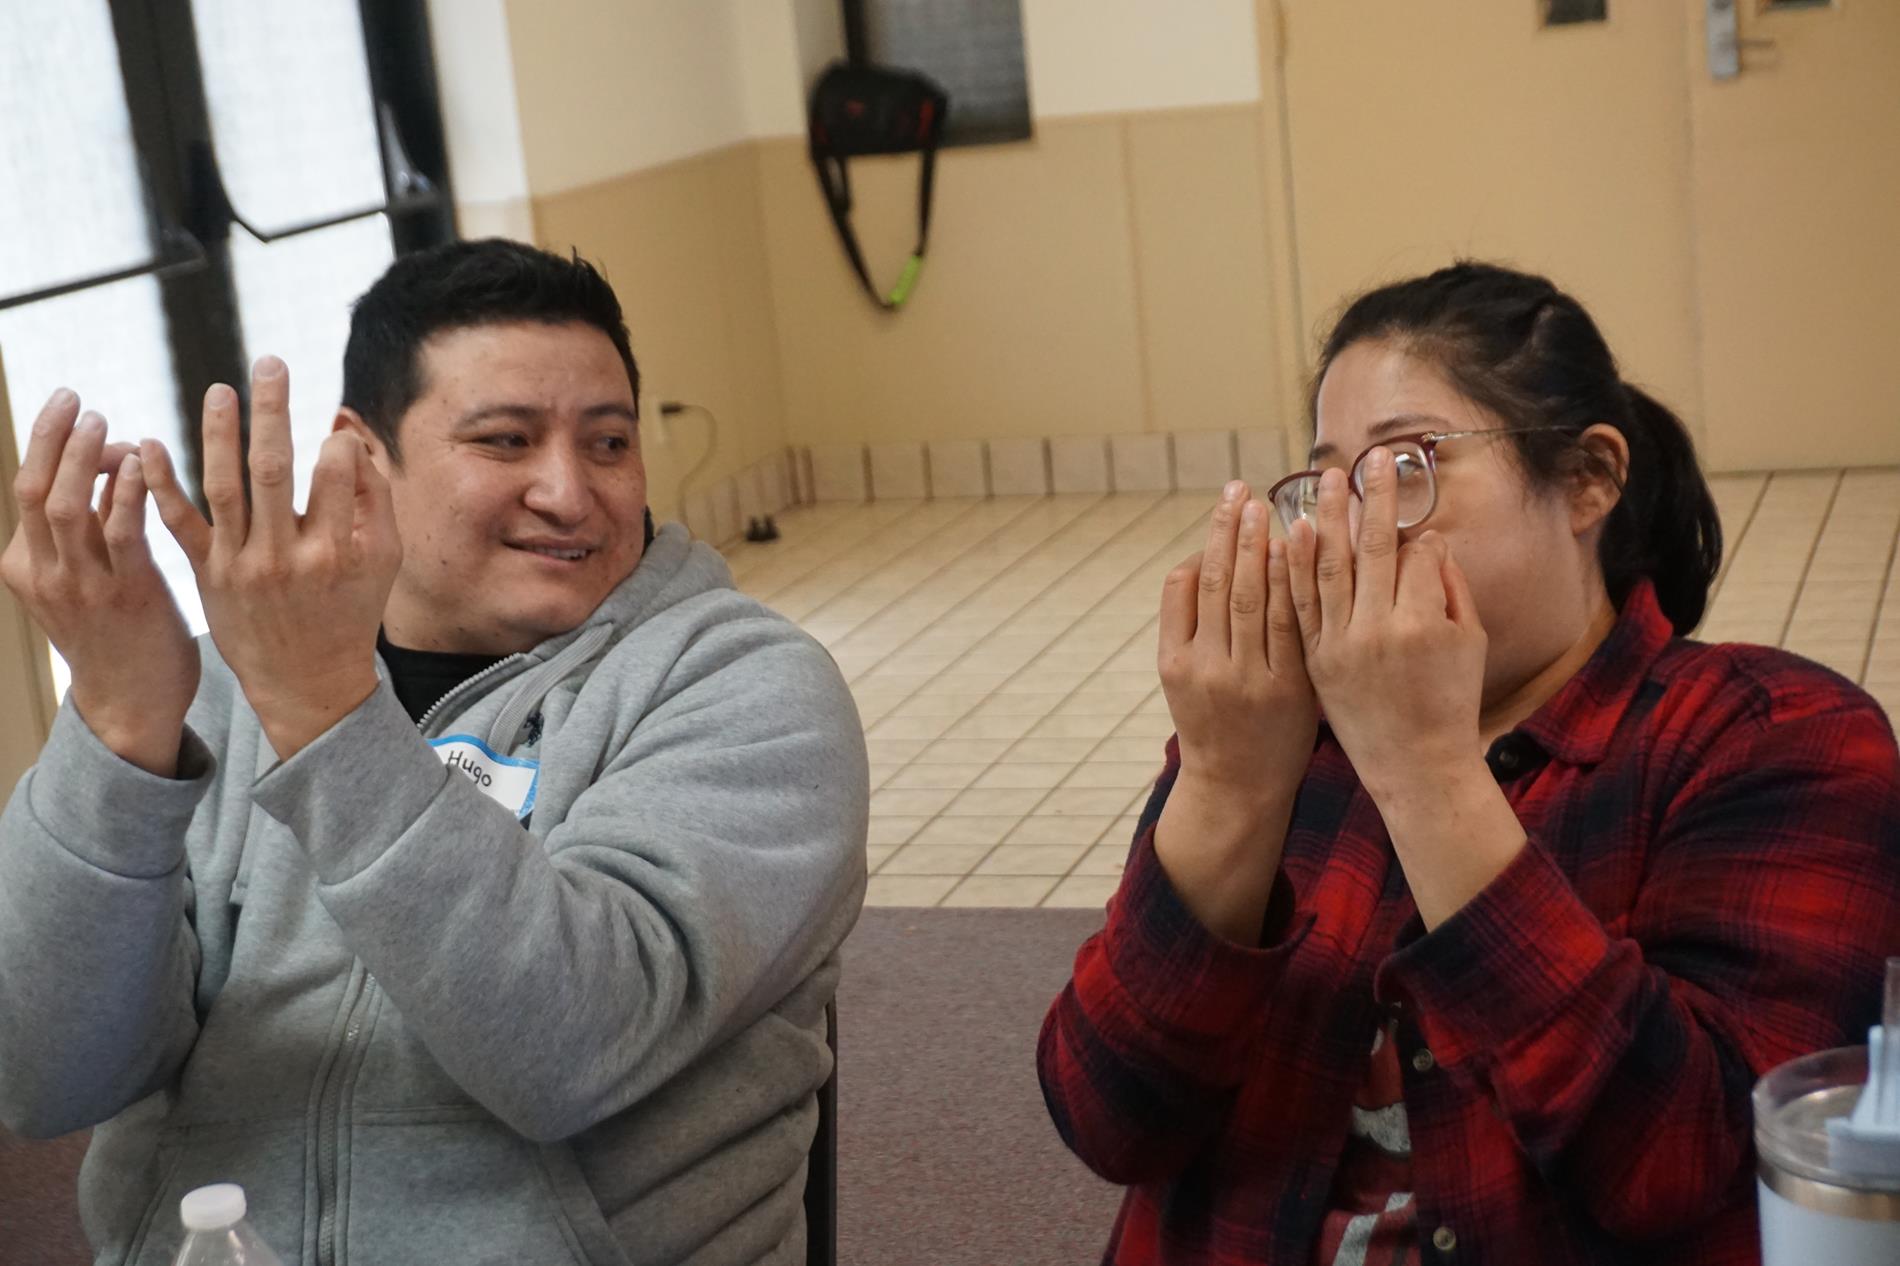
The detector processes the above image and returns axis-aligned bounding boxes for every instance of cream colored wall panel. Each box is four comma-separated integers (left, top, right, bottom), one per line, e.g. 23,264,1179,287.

870,442,929,499
533,145,788,522
1050,436,1111,493
758,119,1149,448
1687,1,1900,470
1277,1,1702,449
928,440,989,497
1124,107,1281,435
1110,433,1173,492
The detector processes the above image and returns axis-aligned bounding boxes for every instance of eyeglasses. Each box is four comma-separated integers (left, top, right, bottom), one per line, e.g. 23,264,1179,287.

1265,428,1554,532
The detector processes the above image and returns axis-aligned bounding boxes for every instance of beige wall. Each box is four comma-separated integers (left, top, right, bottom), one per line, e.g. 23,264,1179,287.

0,352,58,791
757,106,1283,449
532,144,791,523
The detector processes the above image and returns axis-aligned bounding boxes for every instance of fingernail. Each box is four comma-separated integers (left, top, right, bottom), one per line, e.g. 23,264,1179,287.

1222,480,1245,503
255,355,286,379
1268,538,1284,560
49,387,75,408
122,454,142,477
1366,447,1391,472
206,384,236,409
1241,500,1261,525
76,412,105,433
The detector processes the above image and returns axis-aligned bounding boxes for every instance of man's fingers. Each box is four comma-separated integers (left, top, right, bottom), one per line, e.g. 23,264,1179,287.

1312,467,1355,632
199,383,247,555
1352,447,1399,617
1228,499,1268,662
1197,481,1250,652
141,439,214,566
43,412,109,566
102,453,155,573
306,431,360,556
245,356,296,553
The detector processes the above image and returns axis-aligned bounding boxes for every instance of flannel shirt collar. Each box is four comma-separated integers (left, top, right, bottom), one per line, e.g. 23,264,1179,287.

1509,578,1675,767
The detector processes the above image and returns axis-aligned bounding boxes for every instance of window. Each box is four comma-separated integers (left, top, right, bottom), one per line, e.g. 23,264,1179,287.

1544,0,1609,25
0,0,453,662
844,0,1033,146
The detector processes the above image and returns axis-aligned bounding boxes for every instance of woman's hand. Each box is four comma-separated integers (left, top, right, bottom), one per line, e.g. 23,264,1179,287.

1149,481,1317,944
1159,480,1318,802
1284,453,1486,799
1285,452,1524,928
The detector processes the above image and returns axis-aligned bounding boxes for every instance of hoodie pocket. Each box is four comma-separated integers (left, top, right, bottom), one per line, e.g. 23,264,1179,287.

344,1112,634,1266
123,1122,307,1266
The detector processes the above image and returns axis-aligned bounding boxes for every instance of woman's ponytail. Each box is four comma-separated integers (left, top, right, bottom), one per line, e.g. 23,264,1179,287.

1605,386,1722,635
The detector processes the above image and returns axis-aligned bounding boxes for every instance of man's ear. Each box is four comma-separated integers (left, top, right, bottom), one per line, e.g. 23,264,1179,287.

333,408,393,476
1570,423,1629,538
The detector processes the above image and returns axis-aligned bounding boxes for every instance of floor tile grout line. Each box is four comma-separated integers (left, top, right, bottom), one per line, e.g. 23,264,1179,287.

765,496,1016,626
721,501,886,584
1776,470,1846,649
876,502,1209,899
866,494,1196,879
1706,471,1772,611
1854,490,1900,685
862,486,1185,863
782,495,1066,656
730,498,946,600
846,491,1167,691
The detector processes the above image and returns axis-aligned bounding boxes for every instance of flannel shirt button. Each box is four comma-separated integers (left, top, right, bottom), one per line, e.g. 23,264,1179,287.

1412,1047,1436,1073
1432,1225,1458,1253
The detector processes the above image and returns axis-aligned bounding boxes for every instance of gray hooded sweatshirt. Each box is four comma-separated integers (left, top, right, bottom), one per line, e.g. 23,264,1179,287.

0,525,869,1266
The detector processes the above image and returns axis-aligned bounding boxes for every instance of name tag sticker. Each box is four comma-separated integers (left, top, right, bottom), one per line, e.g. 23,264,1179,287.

430,735,539,820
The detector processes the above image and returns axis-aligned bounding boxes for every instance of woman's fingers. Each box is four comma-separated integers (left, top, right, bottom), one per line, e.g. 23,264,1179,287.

1159,551,1203,664
1228,500,1269,663
1312,467,1355,632
1266,536,1305,678
1197,481,1250,653
1286,517,1322,655
1352,447,1400,617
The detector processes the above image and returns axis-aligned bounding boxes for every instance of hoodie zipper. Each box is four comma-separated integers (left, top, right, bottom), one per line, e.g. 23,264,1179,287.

310,656,533,1265
315,966,372,1266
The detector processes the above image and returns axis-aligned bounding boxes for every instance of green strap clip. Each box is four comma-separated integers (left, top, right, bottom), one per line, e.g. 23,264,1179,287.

886,254,925,308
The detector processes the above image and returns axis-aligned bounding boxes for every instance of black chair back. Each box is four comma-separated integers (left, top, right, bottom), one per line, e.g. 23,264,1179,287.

803,999,839,1266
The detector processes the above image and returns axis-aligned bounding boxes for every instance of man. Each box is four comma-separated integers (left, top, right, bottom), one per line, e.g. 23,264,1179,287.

0,238,868,1265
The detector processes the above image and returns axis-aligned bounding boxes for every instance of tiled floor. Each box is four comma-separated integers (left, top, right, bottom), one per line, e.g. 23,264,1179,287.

723,470,1900,908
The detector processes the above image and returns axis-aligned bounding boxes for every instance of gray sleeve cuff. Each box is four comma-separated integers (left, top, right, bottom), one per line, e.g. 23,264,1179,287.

26,696,214,879
250,682,450,883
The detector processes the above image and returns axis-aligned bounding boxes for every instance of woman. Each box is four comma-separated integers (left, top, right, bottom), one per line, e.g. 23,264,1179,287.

1038,262,1900,1264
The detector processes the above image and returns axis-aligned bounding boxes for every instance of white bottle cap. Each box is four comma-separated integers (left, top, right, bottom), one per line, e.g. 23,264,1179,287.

180,1183,248,1232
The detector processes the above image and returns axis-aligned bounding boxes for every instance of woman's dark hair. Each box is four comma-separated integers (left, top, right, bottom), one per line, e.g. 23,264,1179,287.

1311,261,1721,635
341,238,640,466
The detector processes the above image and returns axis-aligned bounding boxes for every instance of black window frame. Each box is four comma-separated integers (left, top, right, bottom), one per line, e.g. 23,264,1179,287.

0,0,456,499
839,0,1034,148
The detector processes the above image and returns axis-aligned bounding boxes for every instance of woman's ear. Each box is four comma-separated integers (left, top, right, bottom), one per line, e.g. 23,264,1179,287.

1570,424,1629,538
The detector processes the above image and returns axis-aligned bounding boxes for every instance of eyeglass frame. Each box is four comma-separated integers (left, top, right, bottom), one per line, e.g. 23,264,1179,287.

1265,427,1558,533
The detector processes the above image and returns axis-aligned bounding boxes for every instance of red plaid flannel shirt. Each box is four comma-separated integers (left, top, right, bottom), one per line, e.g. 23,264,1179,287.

1038,581,1900,1265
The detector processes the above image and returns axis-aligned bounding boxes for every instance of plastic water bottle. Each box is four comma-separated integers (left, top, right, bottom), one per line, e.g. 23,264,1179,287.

170,1184,285,1266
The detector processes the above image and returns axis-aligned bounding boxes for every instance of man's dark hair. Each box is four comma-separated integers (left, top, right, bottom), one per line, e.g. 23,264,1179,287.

341,238,640,465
